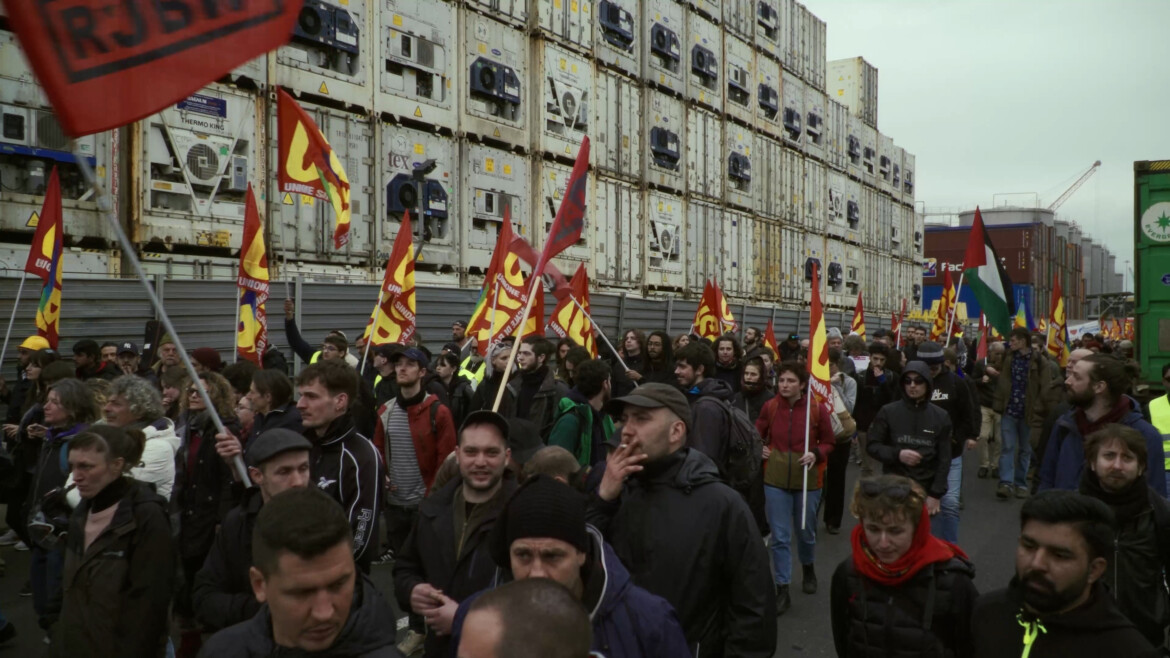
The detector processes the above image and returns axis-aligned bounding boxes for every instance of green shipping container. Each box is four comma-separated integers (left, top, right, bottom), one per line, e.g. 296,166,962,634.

1134,160,1170,385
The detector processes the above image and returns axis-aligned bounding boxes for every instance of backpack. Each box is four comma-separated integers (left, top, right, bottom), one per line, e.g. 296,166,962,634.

699,397,763,491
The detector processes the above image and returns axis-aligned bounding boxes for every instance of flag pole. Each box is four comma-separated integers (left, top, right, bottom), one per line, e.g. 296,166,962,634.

360,289,386,372
569,296,631,375
800,375,813,530
0,273,28,369
71,140,251,487
491,281,540,412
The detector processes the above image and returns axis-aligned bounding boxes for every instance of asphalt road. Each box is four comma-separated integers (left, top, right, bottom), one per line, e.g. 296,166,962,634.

0,453,1023,656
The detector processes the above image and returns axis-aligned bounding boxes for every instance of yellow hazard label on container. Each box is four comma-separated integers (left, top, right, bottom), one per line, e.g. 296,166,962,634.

26,211,39,228
571,1,577,11
414,106,423,118
485,158,495,173
197,230,231,247
414,143,424,154
478,43,487,54
559,58,566,71
152,181,173,190
493,128,501,138
566,145,572,154
554,0,561,7
503,165,512,175
319,82,329,94
393,14,402,26
96,166,106,179
302,196,315,206
282,193,294,205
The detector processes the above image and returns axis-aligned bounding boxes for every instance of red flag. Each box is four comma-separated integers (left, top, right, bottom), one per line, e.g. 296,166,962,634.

534,137,590,276
691,281,723,340
547,264,597,357
851,291,866,340
930,269,955,341
277,90,352,249
976,314,989,361
761,319,780,359
894,298,907,347
807,263,832,411
467,208,517,355
28,168,64,349
362,212,417,346
236,185,269,366
2,0,300,137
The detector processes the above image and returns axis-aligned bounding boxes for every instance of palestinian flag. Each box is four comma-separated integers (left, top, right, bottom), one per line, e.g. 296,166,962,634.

961,207,1014,336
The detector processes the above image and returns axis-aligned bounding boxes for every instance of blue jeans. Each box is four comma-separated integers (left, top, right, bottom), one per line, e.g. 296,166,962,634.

930,455,963,543
30,546,64,631
765,485,821,585
999,414,1032,488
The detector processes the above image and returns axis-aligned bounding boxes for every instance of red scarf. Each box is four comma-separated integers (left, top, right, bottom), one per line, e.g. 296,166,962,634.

850,507,968,586
1074,397,1130,439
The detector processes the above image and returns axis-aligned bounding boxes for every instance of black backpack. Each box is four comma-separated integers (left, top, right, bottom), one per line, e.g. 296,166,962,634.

697,397,763,491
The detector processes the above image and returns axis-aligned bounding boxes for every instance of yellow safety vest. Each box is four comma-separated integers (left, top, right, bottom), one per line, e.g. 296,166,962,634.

310,350,322,364
1149,394,1170,470
460,355,485,386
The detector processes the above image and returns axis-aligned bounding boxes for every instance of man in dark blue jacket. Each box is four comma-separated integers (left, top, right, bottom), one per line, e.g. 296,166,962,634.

1040,354,1167,496
449,475,690,658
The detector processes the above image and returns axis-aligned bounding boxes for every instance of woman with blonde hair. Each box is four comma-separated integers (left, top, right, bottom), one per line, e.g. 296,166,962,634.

830,475,978,657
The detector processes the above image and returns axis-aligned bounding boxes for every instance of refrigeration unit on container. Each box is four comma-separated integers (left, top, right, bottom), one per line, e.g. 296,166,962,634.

755,0,781,60
825,170,849,240
723,35,756,127
595,0,640,77
803,10,826,93
825,238,847,307
688,0,721,23
591,70,642,180
534,159,593,271
278,0,372,110
723,123,754,211
644,190,686,290
376,0,458,131
534,0,594,52
844,178,863,244
270,104,375,266
462,13,529,148
804,158,827,232
877,133,895,196
534,41,592,159
754,135,783,220
686,199,724,295
861,121,878,186
641,0,686,95
724,209,750,296
804,85,826,162
879,194,900,251
825,99,848,172
902,151,916,205
754,54,782,138
722,0,754,41
752,218,782,300
846,114,864,181
781,223,803,301
780,71,804,152
380,124,458,271
861,184,880,250
459,142,530,272
593,176,644,288
803,230,826,303
892,145,905,203
826,56,878,129
140,85,260,251
844,244,864,298
643,89,686,192
686,11,723,111
781,146,804,226
465,0,528,28
686,105,723,200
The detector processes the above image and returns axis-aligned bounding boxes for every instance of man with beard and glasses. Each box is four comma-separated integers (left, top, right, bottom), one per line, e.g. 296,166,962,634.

393,411,517,658
1078,424,1170,649
1040,354,1166,496
971,490,1160,658
641,331,676,384
732,358,772,423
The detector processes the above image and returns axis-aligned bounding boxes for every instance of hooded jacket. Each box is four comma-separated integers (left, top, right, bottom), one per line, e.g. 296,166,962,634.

865,362,953,499
686,377,739,467
548,388,615,467
971,580,1160,658
854,364,899,431
57,478,175,658
1038,396,1167,497
198,573,402,658
372,393,456,494
192,487,264,632
307,415,383,571
28,423,87,515
587,448,777,658
246,402,303,447
130,417,181,500
448,525,692,658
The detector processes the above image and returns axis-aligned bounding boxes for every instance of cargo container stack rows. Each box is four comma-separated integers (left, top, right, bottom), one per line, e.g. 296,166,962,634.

0,0,921,319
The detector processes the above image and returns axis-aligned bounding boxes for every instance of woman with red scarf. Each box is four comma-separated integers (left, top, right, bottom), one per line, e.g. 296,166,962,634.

830,475,979,657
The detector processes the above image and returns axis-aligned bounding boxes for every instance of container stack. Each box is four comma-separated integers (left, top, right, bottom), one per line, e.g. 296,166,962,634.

0,0,923,317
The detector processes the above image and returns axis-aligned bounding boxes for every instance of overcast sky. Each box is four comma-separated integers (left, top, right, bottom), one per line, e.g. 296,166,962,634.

809,0,1170,284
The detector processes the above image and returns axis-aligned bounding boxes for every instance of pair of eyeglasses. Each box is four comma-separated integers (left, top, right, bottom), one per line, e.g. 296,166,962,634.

859,479,912,500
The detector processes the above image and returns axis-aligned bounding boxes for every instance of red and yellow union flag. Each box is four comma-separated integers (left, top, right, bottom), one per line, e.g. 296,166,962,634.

236,185,269,366
27,167,64,349
807,262,833,413
691,280,722,340
277,89,352,249
851,291,866,340
363,212,417,346
930,268,955,341
547,264,597,357
761,319,779,359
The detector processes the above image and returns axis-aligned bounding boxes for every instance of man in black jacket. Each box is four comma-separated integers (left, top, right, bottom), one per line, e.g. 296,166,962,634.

196,429,312,632
1077,424,1170,649
244,369,303,446
866,362,952,524
853,343,899,477
587,383,776,658
393,411,518,658
199,487,401,657
675,342,737,468
712,334,743,393
972,490,1160,658
914,342,976,542
641,330,676,384
506,337,568,441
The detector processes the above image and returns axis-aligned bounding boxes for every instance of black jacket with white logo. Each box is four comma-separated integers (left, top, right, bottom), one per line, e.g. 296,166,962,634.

307,414,383,572
866,362,953,498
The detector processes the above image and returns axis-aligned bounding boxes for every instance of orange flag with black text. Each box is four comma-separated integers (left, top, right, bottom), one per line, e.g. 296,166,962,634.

851,291,866,340
236,185,269,365
26,167,63,349
547,264,597,357
277,89,352,249
807,262,833,412
362,212,417,345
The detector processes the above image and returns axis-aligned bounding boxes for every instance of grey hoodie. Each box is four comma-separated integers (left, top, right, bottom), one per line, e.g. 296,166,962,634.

864,361,953,498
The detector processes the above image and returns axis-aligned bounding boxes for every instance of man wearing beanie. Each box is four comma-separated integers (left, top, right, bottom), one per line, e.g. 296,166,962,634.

447,475,690,658
587,383,777,658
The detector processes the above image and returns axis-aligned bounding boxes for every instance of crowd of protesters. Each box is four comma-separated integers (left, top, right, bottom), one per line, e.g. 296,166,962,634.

0,307,1164,657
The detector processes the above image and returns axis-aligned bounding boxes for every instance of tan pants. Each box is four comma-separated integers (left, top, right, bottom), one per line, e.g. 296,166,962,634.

978,406,1003,469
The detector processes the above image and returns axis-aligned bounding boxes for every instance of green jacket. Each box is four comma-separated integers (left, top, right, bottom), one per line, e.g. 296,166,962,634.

548,396,614,467
993,348,1062,427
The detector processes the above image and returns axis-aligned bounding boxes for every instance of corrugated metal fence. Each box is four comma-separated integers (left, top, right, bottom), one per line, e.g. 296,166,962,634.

0,276,892,374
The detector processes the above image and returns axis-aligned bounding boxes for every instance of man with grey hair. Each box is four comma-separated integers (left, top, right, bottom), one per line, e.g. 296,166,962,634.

103,375,181,499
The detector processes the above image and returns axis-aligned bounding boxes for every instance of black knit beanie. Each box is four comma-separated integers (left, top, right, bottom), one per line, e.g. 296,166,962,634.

489,475,589,567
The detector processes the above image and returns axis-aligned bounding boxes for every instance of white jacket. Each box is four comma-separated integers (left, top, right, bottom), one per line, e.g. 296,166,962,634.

132,418,180,500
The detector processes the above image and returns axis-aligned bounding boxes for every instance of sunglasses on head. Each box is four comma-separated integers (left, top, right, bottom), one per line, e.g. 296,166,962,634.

860,479,912,500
